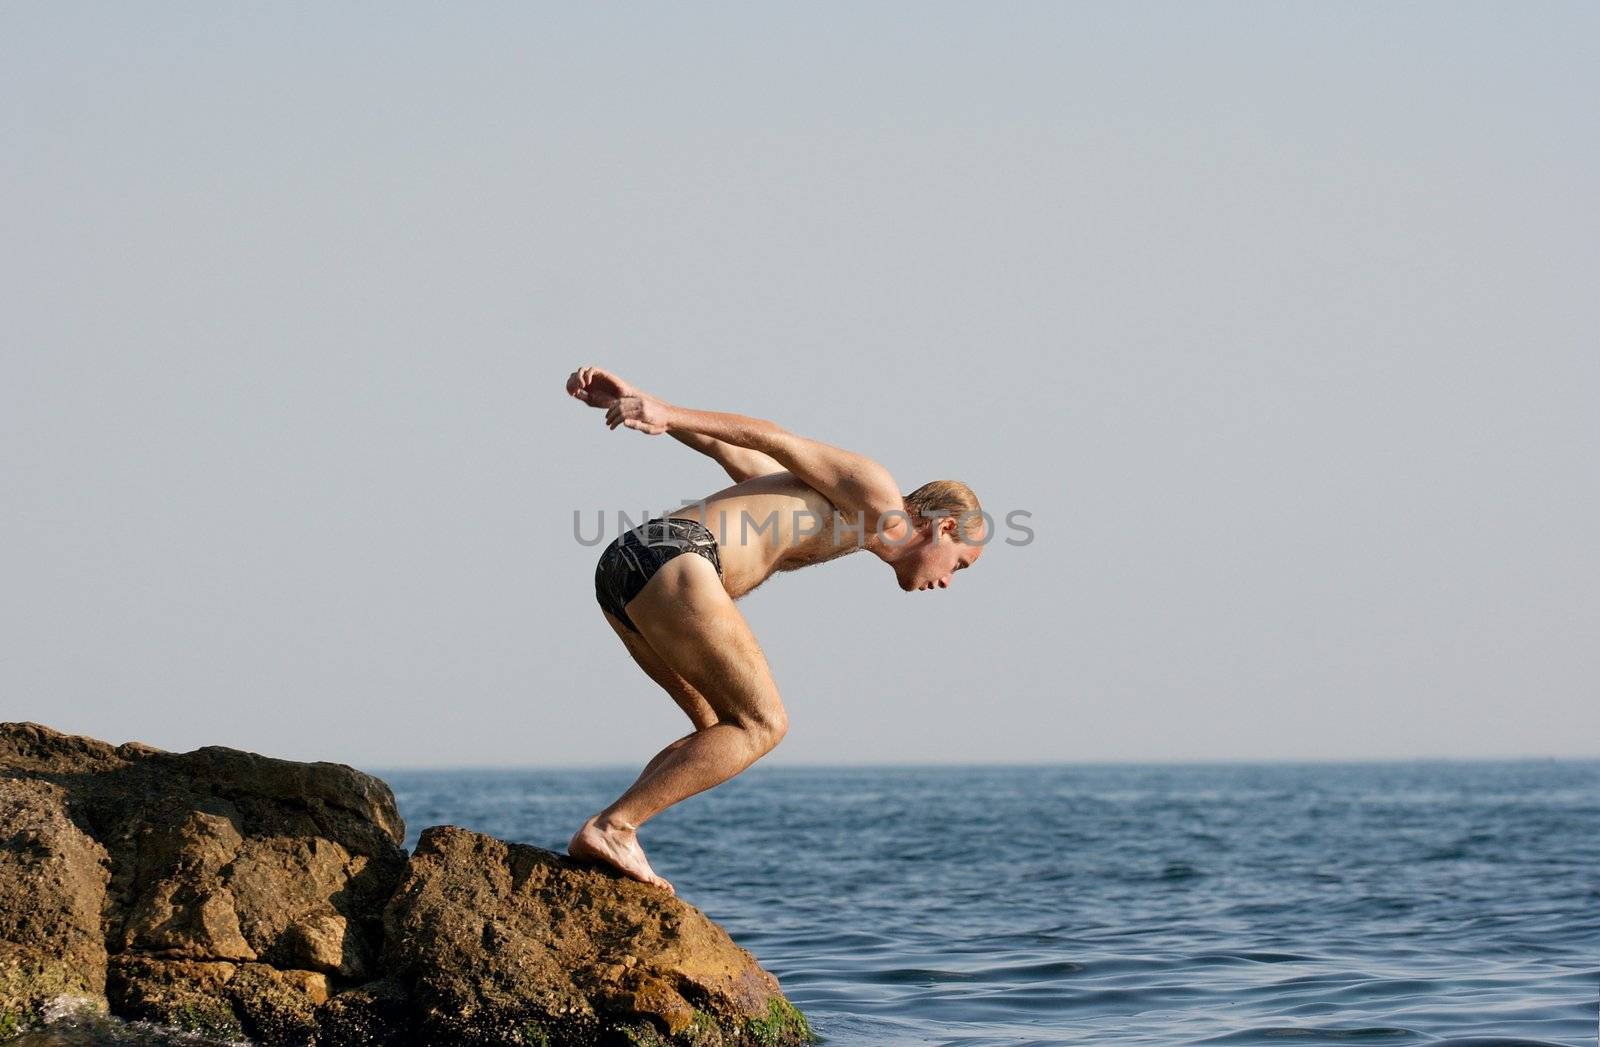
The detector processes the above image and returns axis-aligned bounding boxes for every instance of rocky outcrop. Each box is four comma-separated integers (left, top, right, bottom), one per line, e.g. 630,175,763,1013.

0,723,814,1046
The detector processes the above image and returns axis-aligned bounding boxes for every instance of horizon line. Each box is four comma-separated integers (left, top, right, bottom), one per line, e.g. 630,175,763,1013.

361,753,1600,775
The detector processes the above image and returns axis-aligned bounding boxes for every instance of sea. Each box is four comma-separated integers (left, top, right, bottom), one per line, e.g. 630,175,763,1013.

17,761,1600,1046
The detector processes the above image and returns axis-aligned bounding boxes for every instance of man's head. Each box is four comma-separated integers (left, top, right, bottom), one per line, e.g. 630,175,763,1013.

889,480,985,592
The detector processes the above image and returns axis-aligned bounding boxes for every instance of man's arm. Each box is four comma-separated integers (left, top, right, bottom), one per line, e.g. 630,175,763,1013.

667,430,787,483
608,397,903,528
567,366,784,483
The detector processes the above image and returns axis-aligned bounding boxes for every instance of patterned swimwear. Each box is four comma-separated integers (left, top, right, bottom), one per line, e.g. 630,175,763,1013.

593,516,724,633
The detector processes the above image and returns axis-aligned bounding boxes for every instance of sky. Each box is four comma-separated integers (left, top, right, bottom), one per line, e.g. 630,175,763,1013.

3,3,1595,769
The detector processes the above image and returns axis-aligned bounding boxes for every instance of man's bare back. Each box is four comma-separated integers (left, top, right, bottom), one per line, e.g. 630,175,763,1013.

562,366,985,893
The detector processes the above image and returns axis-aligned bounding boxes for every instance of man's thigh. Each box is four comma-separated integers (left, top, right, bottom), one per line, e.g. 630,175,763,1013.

623,554,785,732
601,609,719,731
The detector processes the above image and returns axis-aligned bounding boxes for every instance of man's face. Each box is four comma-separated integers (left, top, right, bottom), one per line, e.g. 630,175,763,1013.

897,515,984,591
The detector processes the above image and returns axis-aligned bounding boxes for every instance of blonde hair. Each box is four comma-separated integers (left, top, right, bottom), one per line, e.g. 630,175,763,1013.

902,480,984,543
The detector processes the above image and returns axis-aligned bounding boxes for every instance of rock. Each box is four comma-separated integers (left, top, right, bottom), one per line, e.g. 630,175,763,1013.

0,778,112,1031
383,824,813,1045
0,721,404,1043
277,911,355,976
105,956,246,1041
0,722,816,1046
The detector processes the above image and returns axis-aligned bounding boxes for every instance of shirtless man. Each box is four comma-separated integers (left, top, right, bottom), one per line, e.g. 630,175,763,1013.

564,366,985,894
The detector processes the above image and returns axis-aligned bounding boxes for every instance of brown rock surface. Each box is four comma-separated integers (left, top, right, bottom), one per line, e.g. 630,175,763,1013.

0,722,814,1046
0,777,111,1028
381,824,812,1044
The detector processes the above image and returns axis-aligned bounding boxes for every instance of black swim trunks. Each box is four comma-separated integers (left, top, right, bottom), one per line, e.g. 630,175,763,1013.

594,516,724,633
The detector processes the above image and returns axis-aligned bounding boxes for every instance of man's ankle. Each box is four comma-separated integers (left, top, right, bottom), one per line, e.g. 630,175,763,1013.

596,813,638,834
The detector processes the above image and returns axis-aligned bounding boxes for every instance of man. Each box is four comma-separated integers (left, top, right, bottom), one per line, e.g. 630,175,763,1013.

564,366,985,893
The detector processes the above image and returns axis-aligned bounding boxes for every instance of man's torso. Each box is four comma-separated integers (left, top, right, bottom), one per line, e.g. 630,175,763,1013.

665,472,872,599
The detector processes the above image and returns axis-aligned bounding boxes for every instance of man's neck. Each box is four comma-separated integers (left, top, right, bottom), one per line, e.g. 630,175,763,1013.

864,523,918,565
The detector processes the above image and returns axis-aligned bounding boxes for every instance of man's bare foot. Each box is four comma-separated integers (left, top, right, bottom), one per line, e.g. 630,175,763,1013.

567,815,675,895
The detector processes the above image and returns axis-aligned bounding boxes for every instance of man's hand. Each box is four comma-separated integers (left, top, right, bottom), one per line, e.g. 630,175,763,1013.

606,396,672,436
565,366,642,409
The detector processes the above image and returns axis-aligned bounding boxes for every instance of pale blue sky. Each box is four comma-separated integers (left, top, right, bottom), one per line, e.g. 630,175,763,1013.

3,3,1595,767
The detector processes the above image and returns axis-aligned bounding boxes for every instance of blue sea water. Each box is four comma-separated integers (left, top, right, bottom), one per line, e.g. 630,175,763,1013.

382,761,1600,1047
18,761,1599,1046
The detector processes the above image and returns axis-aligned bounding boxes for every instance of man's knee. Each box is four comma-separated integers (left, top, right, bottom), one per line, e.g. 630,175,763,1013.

764,708,789,749
737,706,788,754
